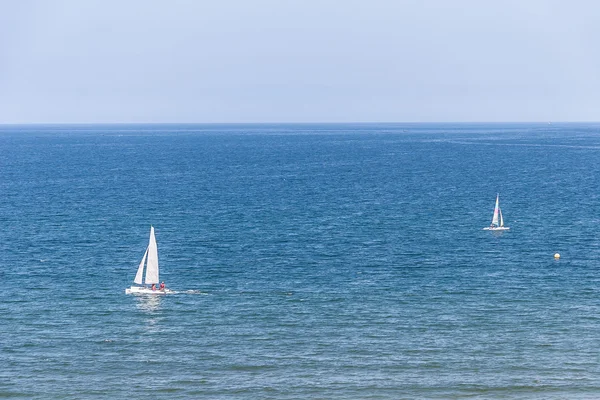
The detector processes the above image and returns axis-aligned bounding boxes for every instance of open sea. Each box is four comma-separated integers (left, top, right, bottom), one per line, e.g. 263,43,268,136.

2,122,600,399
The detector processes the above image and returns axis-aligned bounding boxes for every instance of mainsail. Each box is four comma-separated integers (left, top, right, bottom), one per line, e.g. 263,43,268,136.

491,194,500,226
145,226,159,284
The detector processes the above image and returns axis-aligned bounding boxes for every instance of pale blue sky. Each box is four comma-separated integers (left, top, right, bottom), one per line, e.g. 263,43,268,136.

1,0,599,123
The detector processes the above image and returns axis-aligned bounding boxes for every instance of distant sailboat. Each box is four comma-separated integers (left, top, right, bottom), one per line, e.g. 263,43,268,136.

125,226,171,294
483,194,510,231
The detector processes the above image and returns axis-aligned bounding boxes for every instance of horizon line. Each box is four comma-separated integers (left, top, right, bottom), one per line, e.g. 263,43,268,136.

1,121,599,126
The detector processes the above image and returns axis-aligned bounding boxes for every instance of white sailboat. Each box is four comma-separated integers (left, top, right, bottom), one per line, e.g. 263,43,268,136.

483,194,510,231
125,226,171,294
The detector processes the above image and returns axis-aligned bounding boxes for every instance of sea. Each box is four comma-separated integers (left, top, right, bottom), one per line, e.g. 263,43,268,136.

1,123,600,399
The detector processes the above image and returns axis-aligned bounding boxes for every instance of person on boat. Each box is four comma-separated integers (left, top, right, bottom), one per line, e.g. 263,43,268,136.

159,282,165,291
151,283,156,291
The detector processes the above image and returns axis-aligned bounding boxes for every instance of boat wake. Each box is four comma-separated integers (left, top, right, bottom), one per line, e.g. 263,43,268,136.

143,289,206,295
182,290,207,295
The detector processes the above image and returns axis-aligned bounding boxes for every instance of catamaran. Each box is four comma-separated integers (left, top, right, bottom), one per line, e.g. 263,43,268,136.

126,226,171,294
483,194,510,231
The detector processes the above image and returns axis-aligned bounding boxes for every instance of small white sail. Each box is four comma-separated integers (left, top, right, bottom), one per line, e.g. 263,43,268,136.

145,226,159,285
491,194,500,226
134,247,149,285
499,208,504,227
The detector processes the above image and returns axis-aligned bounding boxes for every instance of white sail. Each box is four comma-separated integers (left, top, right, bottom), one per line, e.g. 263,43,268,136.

145,226,159,285
499,208,504,227
134,247,148,285
491,194,500,226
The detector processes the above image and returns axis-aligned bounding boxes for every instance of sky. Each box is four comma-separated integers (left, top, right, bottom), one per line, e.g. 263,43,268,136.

1,0,599,123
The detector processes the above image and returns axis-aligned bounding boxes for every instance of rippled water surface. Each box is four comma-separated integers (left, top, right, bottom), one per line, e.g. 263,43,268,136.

2,123,600,399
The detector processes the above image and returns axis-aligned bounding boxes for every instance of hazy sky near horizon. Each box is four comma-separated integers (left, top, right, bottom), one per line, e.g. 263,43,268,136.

1,0,600,123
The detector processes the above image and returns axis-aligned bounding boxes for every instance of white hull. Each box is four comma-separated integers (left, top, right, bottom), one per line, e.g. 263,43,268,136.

125,286,172,295
483,226,510,231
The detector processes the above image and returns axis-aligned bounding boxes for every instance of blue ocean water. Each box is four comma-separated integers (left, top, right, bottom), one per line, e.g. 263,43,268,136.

1,123,600,399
